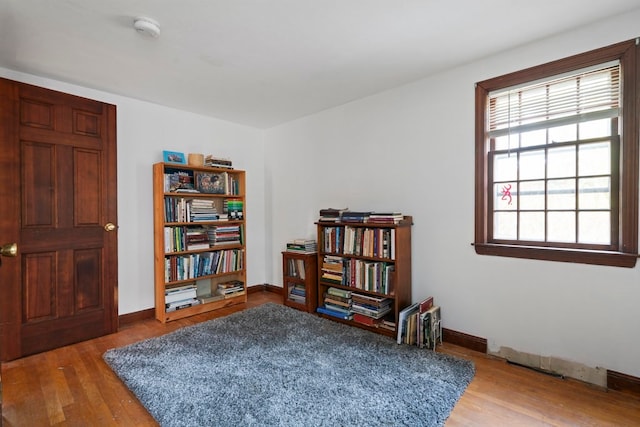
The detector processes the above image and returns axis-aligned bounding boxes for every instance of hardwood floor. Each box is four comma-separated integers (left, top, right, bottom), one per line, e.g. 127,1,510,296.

2,291,639,426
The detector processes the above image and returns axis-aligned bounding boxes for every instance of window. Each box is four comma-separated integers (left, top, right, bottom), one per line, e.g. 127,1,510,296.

475,39,638,267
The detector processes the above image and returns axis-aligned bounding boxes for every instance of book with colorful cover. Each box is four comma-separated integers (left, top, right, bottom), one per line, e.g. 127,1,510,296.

326,287,351,299
397,303,418,344
419,305,442,349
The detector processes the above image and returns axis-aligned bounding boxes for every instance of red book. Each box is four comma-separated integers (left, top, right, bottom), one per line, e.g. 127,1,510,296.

419,296,434,313
353,313,383,326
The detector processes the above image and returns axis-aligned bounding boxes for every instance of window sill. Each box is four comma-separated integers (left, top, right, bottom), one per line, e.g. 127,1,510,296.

474,243,637,268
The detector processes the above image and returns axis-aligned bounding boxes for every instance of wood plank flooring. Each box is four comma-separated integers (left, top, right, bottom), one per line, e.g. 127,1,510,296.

2,291,639,426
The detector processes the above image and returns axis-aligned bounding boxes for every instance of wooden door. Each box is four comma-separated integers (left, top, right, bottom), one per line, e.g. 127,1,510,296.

0,78,118,362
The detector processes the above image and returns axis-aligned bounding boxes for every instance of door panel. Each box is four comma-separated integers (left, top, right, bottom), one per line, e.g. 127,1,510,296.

21,141,56,227
22,252,56,321
0,78,118,361
75,248,102,311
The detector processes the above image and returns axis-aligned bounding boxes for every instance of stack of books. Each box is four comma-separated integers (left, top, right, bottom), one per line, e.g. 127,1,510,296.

198,293,224,304
366,212,404,224
378,319,396,332
207,225,242,246
204,155,233,169
217,280,245,298
190,199,223,221
186,228,210,250
318,208,404,224
317,287,353,320
320,255,344,284
340,211,372,223
286,239,317,253
351,293,392,325
165,284,200,312
287,284,307,304
225,199,244,220
318,208,348,222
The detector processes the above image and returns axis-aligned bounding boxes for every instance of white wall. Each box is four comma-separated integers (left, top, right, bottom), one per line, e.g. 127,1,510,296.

265,10,640,377
0,67,267,316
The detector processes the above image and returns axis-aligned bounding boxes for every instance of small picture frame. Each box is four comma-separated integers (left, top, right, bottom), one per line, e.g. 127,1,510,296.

195,172,227,194
163,151,186,164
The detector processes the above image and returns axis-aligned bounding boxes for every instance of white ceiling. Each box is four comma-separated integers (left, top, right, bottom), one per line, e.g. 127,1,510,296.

1,1,639,129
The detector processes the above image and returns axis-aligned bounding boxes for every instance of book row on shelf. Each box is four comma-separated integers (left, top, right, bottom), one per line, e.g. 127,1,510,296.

164,225,243,252
397,296,442,350
321,226,396,259
164,279,245,313
318,208,404,224
164,248,244,282
164,197,244,222
164,170,240,195
321,255,394,294
345,227,395,259
286,257,307,279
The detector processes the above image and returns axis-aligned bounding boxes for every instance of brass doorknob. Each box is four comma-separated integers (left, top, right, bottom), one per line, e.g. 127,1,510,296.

104,223,117,232
0,243,17,257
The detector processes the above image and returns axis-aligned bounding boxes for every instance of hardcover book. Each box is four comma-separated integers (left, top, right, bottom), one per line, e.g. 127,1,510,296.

317,305,353,320
419,296,434,314
196,172,227,194
353,313,383,326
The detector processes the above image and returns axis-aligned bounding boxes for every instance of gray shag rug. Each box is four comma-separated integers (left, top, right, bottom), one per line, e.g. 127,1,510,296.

103,303,475,427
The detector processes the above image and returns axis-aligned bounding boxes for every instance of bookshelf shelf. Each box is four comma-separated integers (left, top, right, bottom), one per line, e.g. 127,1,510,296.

282,251,318,313
153,162,247,322
316,215,412,337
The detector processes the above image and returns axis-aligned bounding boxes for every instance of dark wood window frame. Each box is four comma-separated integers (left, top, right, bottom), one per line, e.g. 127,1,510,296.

474,39,639,267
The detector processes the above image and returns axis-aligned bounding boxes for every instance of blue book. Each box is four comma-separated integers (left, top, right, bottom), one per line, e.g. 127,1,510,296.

317,306,353,320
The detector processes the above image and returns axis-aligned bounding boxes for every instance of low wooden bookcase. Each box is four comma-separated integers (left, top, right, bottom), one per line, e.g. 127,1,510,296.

282,251,318,313
316,216,412,337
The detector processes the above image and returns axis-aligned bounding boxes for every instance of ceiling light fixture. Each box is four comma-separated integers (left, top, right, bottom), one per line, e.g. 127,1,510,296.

133,17,160,38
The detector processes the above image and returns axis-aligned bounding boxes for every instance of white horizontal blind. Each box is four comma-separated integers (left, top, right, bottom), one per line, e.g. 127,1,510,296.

487,62,620,139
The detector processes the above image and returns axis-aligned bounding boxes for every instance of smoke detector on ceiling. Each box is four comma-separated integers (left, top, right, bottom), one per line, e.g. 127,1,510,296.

133,17,160,38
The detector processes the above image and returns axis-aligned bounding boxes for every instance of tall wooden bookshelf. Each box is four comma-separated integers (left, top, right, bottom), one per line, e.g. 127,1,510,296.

153,162,247,322
316,216,412,337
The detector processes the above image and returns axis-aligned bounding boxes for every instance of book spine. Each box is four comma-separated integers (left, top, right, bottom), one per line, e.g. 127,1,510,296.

317,306,352,320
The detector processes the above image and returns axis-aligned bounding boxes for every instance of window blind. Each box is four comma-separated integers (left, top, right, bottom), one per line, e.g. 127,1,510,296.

487,61,620,139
